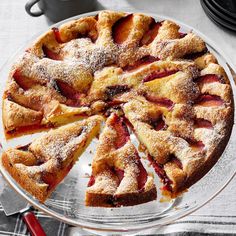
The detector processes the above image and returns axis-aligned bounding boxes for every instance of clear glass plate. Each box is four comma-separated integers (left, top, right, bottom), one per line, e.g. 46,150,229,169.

0,11,236,235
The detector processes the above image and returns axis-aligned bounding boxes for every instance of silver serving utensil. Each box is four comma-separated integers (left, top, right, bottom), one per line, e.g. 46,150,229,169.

0,154,46,236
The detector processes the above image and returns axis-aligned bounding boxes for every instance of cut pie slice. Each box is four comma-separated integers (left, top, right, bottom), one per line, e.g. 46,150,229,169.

124,96,232,197
86,113,157,207
1,115,103,202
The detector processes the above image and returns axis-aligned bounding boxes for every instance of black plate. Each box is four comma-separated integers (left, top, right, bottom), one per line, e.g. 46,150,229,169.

205,0,236,24
201,0,236,31
212,0,236,18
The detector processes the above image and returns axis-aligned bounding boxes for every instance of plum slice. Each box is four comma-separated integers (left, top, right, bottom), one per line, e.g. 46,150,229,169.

52,27,63,43
150,117,166,131
112,14,134,44
52,80,83,107
195,74,221,84
110,114,130,149
13,69,37,90
42,46,62,60
195,94,224,107
143,69,178,82
189,140,205,151
140,20,161,46
195,118,213,129
123,55,159,72
145,94,174,110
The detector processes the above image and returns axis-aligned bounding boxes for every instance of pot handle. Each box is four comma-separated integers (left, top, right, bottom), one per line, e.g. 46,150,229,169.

25,0,44,17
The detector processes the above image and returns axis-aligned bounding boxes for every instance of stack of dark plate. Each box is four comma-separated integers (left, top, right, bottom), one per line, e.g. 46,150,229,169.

201,0,236,32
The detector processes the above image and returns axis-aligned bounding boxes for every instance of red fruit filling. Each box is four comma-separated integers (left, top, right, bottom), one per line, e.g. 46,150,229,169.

105,85,130,100
53,80,83,107
112,14,133,44
42,46,62,60
136,159,148,191
195,118,213,129
123,56,159,72
13,69,37,90
52,27,63,43
189,140,205,151
170,155,183,169
143,69,178,82
184,49,208,60
195,94,224,107
140,20,161,46
179,32,187,38
148,155,172,192
150,117,166,131
195,74,221,84
88,175,95,187
145,94,174,110
110,114,130,149
113,167,125,184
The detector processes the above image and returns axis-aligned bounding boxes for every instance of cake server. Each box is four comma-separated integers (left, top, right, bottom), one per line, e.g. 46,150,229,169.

0,177,46,236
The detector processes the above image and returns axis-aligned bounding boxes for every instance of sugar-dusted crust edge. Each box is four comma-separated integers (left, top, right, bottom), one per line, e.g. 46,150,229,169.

85,186,157,207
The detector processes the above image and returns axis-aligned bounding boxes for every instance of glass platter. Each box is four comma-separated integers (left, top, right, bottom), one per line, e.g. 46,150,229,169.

0,11,236,235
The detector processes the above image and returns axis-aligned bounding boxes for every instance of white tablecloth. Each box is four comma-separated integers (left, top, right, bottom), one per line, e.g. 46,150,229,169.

0,0,236,235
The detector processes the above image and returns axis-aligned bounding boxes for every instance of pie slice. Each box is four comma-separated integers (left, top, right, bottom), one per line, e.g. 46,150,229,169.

124,93,232,196
86,113,157,207
1,115,103,202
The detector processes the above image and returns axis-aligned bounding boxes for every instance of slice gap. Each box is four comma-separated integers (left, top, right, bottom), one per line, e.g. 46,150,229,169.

148,155,173,192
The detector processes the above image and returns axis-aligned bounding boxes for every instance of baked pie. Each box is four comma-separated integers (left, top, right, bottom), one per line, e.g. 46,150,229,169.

1,10,233,206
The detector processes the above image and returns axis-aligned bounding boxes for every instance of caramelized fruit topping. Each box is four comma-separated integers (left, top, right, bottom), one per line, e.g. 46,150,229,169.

145,94,174,110
112,14,133,44
148,155,172,192
137,159,148,191
42,46,62,60
195,94,224,107
143,69,178,82
195,74,221,84
13,69,37,90
52,27,63,43
150,117,166,131
195,118,213,129
123,55,159,71
111,114,130,149
140,20,161,46
189,140,205,151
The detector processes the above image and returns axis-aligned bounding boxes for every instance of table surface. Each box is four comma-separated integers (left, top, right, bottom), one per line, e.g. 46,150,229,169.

0,0,236,235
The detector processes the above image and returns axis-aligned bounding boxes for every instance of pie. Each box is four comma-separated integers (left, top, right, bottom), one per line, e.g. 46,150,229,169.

86,113,157,207
1,10,233,206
